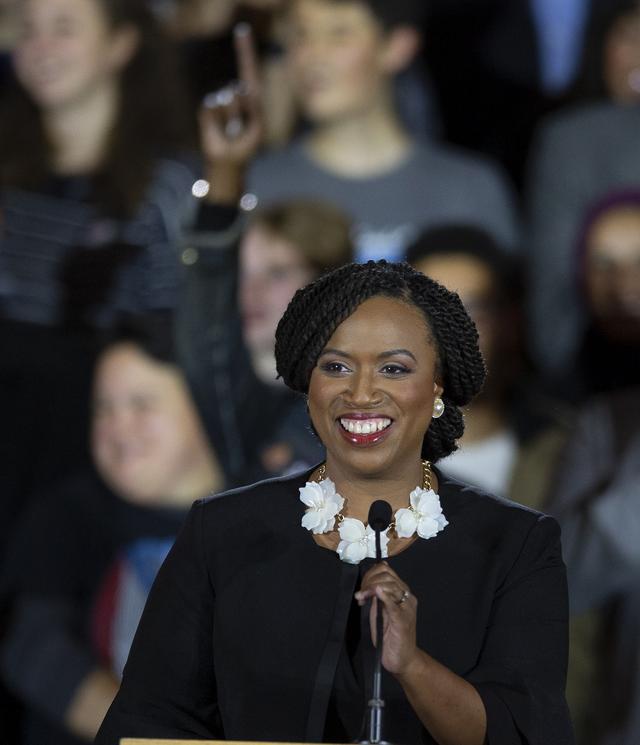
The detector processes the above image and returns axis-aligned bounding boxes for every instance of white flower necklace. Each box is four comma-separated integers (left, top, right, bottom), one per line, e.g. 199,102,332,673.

299,460,448,564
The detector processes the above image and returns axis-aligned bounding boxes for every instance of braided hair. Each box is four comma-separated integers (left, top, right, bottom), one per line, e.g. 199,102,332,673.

275,260,486,462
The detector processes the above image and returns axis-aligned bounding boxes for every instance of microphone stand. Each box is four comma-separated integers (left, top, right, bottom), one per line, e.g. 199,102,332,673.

365,527,386,745
361,500,392,745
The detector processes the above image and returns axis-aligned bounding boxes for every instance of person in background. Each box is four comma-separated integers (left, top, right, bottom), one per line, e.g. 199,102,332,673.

566,190,640,399
247,0,519,261
546,385,640,745
0,316,221,745
176,25,353,484
407,224,569,505
0,0,196,557
525,76,640,382
239,200,353,385
570,0,640,105
178,196,354,483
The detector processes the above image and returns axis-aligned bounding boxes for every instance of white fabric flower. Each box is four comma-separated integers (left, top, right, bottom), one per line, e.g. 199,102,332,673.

336,518,389,564
395,487,448,539
299,471,447,563
299,478,344,534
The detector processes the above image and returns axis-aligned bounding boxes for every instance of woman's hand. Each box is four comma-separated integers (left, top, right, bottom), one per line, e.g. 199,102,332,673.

198,23,264,202
355,561,420,677
356,561,487,745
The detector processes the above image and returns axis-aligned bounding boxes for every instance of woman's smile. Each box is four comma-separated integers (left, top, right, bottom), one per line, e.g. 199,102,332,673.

337,413,393,445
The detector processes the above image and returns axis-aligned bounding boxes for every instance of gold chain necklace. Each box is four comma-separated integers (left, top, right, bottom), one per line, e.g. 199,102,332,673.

314,459,432,531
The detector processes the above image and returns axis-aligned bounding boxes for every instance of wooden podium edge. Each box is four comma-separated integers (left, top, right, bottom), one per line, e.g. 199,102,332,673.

121,741,350,745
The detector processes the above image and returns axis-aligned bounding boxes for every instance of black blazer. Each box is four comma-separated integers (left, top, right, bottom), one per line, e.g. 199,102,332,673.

95,468,574,744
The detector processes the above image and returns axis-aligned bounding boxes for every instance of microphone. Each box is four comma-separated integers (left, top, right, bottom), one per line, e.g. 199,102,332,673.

368,500,393,538
362,500,392,745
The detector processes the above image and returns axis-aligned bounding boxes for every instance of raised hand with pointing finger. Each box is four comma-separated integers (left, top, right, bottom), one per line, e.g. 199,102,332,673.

198,23,264,203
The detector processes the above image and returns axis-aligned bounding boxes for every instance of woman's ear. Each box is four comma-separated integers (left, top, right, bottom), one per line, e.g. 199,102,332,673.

433,381,444,398
381,26,421,75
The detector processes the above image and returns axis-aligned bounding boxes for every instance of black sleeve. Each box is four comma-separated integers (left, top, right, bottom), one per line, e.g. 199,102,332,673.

94,503,221,744
0,481,108,723
1,595,98,723
467,515,575,745
176,202,296,483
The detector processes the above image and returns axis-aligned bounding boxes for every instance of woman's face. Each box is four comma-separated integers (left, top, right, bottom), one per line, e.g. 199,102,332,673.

13,0,135,112
308,295,442,481
604,9,640,104
239,223,315,355
91,343,211,505
584,206,640,341
285,0,391,124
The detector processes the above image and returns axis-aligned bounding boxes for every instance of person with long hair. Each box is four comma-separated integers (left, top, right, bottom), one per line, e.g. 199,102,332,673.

0,0,197,545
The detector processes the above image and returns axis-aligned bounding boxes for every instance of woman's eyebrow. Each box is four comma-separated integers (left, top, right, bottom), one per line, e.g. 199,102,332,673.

318,348,417,362
378,349,417,362
318,347,352,359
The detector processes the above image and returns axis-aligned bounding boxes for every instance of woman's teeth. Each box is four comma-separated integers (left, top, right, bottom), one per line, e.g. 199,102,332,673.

340,418,391,435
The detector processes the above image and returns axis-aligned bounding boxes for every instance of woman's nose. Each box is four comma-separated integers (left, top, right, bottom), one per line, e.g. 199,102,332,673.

344,369,380,406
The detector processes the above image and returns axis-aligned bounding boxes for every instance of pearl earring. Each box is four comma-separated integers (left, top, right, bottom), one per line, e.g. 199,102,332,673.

432,397,445,419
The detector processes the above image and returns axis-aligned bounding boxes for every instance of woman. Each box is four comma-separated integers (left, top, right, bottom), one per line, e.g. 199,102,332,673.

1,316,221,745
0,0,196,551
96,260,573,745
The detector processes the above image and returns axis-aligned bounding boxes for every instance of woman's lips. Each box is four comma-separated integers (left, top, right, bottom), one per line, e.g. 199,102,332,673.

337,416,393,447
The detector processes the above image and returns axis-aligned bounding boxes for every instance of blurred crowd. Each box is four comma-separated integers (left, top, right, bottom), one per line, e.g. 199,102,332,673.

0,0,639,744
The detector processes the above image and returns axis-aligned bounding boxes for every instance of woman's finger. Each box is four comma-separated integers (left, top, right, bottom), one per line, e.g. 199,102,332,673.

368,588,417,646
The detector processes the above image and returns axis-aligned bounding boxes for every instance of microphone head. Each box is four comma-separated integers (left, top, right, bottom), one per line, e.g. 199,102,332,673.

368,500,393,532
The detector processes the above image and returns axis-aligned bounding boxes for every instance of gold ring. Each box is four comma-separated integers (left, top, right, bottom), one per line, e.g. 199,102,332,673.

396,589,410,605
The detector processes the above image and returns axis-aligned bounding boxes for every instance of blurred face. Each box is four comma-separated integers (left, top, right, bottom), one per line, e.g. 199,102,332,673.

584,206,640,342
92,344,211,505
13,0,135,112
308,296,442,481
285,0,391,123
413,254,498,365
604,10,640,104
239,224,315,354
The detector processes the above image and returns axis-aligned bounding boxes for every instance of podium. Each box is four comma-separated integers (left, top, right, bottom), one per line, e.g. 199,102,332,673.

121,741,348,745
121,741,323,745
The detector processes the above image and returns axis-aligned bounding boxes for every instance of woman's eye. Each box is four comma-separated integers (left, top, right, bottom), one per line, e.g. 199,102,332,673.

319,361,350,374
381,364,409,376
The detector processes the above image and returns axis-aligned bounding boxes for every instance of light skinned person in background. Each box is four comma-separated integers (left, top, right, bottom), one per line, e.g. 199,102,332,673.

0,317,221,745
407,225,570,505
239,200,353,385
525,76,640,382
571,0,640,105
0,0,197,567
247,0,519,261
546,385,640,745
178,196,353,482
176,26,353,484
568,190,640,398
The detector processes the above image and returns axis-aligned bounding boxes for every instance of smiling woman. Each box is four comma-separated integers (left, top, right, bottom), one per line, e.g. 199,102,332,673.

307,297,442,499
96,261,574,745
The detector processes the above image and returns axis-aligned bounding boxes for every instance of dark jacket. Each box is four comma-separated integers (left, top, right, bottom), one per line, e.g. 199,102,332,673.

96,467,574,744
